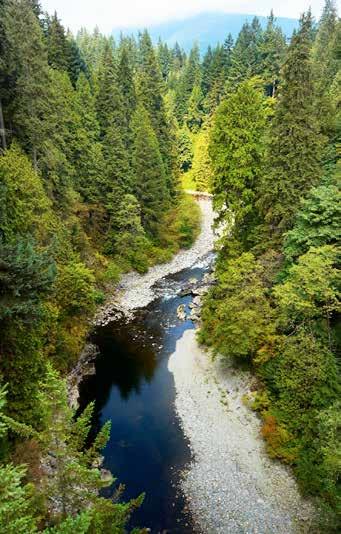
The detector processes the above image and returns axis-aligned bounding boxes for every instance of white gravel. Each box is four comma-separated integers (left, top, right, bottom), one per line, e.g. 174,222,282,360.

95,198,215,325
168,329,317,534
118,199,215,310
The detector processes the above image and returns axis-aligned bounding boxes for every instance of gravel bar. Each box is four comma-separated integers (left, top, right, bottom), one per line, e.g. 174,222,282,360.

168,329,317,534
94,198,215,325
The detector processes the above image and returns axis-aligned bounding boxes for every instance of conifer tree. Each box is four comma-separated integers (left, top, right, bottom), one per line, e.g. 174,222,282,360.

1,0,50,167
73,74,104,203
191,126,213,192
46,12,69,72
258,12,324,242
210,78,269,249
131,105,168,236
229,18,263,86
96,42,132,207
201,46,214,96
260,11,286,96
117,43,137,150
137,30,176,196
177,126,193,172
223,33,234,73
186,84,204,132
312,0,339,135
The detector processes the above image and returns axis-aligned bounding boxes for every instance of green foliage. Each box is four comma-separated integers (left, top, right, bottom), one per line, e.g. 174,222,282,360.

188,126,213,192
177,126,193,173
131,104,168,236
0,463,38,534
0,145,51,241
55,261,97,317
260,11,286,96
229,17,263,86
274,245,340,328
199,253,274,359
284,173,341,261
258,12,324,242
209,78,269,247
0,238,56,321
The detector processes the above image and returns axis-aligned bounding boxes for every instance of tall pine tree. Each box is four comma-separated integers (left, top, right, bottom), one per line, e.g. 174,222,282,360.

258,12,324,243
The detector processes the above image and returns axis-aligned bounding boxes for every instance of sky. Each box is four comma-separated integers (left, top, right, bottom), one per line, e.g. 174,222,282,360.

40,0,333,33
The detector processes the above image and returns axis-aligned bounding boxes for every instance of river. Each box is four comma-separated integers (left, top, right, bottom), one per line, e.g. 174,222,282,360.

78,198,314,534
79,245,215,532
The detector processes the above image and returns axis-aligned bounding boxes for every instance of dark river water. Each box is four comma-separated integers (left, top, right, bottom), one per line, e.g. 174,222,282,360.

79,254,214,533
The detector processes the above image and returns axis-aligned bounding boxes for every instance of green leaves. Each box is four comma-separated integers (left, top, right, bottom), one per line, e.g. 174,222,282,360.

199,253,274,359
54,261,97,317
209,78,270,247
274,245,340,328
0,238,56,322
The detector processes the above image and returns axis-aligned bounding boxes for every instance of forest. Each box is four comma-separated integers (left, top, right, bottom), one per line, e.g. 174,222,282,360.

0,0,340,532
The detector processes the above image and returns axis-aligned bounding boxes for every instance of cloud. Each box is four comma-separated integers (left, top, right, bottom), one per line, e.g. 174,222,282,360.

41,0,327,33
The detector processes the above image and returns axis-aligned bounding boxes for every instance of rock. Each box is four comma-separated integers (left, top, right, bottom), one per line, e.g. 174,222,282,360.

190,309,200,322
177,304,187,321
192,296,202,307
189,277,198,285
192,285,210,296
67,343,99,410
179,287,194,297
100,468,113,484
203,272,217,285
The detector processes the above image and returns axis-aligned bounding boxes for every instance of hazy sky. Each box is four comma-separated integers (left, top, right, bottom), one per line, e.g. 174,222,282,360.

41,0,333,33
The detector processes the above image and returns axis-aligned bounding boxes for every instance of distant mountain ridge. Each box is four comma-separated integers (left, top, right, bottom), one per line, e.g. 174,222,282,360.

112,12,298,53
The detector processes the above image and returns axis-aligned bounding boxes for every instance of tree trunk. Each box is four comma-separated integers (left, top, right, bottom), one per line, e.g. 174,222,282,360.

0,99,7,151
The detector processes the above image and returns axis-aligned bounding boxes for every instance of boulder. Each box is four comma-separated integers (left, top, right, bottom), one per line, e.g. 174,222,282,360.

177,304,187,321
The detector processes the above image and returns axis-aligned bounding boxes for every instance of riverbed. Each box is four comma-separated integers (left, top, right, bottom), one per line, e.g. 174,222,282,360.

79,197,315,533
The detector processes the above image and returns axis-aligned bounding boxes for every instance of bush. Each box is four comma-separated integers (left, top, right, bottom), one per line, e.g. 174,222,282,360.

55,261,97,316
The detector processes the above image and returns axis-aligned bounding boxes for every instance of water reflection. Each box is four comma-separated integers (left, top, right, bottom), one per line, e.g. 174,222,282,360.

78,257,214,532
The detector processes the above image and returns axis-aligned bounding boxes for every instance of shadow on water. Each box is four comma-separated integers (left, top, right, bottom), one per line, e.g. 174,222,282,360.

79,254,214,533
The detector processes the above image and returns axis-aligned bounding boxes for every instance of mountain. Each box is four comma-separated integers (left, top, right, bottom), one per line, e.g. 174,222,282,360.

112,12,298,53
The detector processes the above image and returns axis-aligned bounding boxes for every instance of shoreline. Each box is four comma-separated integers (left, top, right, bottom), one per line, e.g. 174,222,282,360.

168,329,316,534
94,197,215,325
68,197,215,407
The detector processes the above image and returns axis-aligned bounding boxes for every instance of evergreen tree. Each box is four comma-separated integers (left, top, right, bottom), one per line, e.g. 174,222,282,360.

131,105,168,236
201,46,214,96
177,126,193,172
116,43,137,149
172,42,186,70
223,33,234,73
46,11,69,72
157,39,172,80
258,12,324,242
210,78,269,249
185,84,204,132
190,126,213,192
229,18,263,86
66,32,88,86
1,0,50,167
137,30,176,196
0,463,38,534
260,11,286,96
312,0,339,135
96,42,132,207
175,43,201,121
73,74,104,203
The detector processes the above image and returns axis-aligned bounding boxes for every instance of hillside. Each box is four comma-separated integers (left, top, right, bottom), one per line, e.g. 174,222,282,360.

112,12,298,52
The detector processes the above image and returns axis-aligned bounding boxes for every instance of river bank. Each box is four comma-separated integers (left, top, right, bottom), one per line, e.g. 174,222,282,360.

169,329,316,534
94,198,215,326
